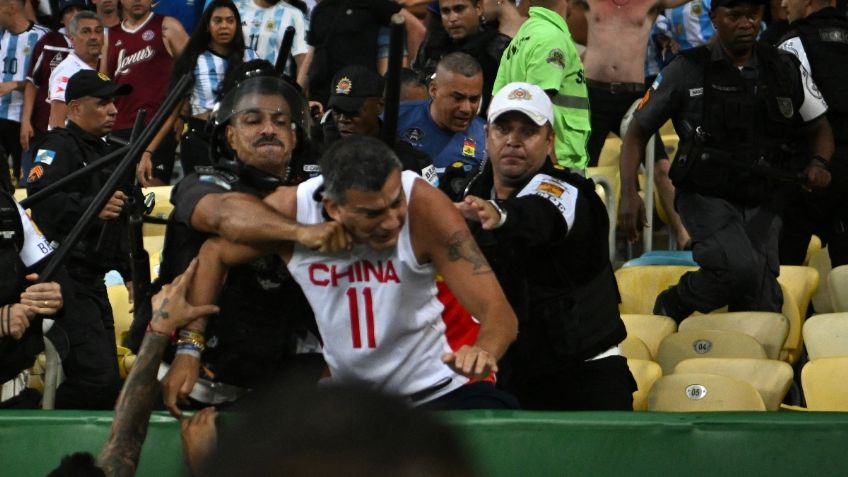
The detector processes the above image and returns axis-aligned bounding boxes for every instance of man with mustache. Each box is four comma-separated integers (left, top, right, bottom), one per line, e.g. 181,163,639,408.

47,10,105,129
619,0,833,323
26,70,132,409
397,52,487,188
157,73,350,415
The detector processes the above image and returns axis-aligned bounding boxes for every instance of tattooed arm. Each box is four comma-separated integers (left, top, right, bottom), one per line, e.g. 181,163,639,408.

409,179,518,380
97,259,219,477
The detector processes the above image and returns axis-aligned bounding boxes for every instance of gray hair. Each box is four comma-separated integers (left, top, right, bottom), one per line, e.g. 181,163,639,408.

320,136,402,204
69,10,103,36
436,52,482,79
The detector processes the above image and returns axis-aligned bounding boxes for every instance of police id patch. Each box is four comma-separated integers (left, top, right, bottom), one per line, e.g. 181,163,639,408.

516,174,578,231
199,174,233,190
776,97,794,118
546,49,566,69
402,127,425,144
34,149,56,166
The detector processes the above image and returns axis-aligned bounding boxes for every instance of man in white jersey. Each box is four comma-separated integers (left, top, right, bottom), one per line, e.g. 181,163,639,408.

0,0,50,191
48,11,105,129
224,0,309,86
190,134,519,410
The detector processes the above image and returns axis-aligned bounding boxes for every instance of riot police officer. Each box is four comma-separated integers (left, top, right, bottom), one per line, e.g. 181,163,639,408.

618,0,834,322
26,70,132,409
156,71,349,416
777,0,848,267
0,191,63,408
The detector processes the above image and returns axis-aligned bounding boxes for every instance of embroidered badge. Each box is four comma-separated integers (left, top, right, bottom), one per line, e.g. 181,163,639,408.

403,128,425,144
507,87,532,101
546,48,566,69
265,21,275,32
637,89,652,111
462,138,476,157
536,180,565,198
34,149,56,166
776,97,794,118
98,72,111,81
142,30,155,42
691,1,703,15
335,76,353,95
28,165,44,183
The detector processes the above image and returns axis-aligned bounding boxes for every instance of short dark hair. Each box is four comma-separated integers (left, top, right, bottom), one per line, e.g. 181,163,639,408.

319,136,402,204
47,452,105,477
436,52,482,78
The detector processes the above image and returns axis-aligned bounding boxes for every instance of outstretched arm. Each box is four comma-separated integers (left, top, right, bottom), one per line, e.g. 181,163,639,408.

411,180,518,380
97,259,219,477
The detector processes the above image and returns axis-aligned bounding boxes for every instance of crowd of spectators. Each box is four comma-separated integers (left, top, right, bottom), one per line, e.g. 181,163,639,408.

1,0,847,474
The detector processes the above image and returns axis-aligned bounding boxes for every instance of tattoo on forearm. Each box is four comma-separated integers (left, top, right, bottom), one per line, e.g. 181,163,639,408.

446,232,492,275
97,333,170,477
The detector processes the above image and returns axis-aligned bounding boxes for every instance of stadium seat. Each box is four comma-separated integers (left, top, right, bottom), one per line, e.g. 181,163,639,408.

587,165,619,258
107,285,133,347
655,329,767,375
804,235,822,266
673,358,793,411
647,373,766,411
803,313,848,360
141,185,174,236
801,357,848,411
779,282,804,364
13,187,27,202
620,314,677,359
620,335,652,361
597,135,622,168
809,247,833,314
628,358,663,411
778,265,819,321
829,265,848,312
679,312,788,360
615,265,697,315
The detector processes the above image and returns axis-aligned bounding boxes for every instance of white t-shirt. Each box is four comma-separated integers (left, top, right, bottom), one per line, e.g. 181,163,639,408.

288,171,467,404
48,52,94,103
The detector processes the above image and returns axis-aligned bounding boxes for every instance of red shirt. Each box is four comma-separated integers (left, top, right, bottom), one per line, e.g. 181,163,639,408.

106,13,173,130
26,31,72,135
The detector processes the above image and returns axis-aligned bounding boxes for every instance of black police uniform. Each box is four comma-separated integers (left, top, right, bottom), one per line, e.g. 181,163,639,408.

634,40,827,321
0,192,54,408
464,160,634,410
148,163,318,396
26,121,126,409
777,7,848,267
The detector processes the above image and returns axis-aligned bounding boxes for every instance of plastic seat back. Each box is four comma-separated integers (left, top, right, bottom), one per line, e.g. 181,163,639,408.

680,312,788,360
621,314,677,359
647,373,766,411
615,265,697,315
803,313,848,360
656,329,767,375
628,359,663,411
673,358,793,411
802,357,848,411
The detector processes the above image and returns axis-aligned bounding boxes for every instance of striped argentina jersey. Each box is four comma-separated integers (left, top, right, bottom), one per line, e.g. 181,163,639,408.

191,48,258,116
232,0,308,73
0,23,50,121
663,0,715,50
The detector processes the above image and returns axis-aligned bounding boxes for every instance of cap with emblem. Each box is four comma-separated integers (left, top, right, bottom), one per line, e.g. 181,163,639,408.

709,0,767,10
65,70,132,102
328,65,385,113
487,82,554,127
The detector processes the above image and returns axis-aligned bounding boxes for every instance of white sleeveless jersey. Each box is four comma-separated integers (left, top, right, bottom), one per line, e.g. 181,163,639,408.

288,171,468,403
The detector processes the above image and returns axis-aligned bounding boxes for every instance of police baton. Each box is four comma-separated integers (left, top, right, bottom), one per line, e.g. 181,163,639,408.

274,26,296,77
35,73,193,284
381,13,406,146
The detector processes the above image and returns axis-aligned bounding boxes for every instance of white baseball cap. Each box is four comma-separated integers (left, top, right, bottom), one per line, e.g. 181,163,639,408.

487,82,554,127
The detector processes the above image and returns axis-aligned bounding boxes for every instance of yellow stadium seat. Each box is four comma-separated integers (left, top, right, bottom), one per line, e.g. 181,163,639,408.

615,265,697,315
801,357,848,411
804,235,822,266
778,265,819,321
679,312,788,360
659,120,676,137
597,135,622,168
628,358,663,411
621,314,677,359
141,185,174,236
588,165,620,259
13,187,27,202
620,335,652,361
116,346,132,380
809,247,833,314
803,313,848,360
655,329,767,375
673,358,793,411
779,282,804,364
108,285,134,347
829,265,848,312
647,373,766,411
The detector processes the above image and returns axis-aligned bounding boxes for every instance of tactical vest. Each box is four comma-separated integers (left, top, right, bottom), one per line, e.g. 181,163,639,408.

794,14,848,142
675,43,798,202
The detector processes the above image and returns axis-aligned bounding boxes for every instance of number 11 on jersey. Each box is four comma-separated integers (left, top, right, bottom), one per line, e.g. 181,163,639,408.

347,287,376,348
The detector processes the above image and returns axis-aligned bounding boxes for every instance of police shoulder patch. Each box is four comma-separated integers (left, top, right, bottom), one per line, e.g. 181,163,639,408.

546,48,566,69
516,174,578,230
34,149,56,166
